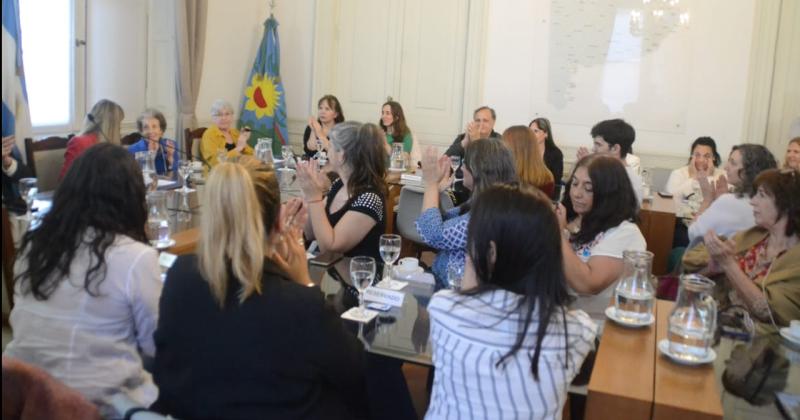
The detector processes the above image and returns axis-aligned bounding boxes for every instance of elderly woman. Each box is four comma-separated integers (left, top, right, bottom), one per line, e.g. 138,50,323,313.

784,137,800,171
200,100,253,167
688,144,777,245
59,99,124,179
683,169,799,329
127,109,180,175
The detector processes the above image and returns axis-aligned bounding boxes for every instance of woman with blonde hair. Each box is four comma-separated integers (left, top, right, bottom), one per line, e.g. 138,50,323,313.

59,99,124,178
152,159,366,419
503,125,555,197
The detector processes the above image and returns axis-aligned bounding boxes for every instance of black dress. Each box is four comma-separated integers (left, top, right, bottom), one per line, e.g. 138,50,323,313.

151,256,367,420
325,178,385,260
544,142,564,182
443,130,501,205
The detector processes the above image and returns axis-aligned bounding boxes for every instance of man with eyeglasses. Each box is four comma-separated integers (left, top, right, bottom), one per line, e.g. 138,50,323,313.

444,106,501,205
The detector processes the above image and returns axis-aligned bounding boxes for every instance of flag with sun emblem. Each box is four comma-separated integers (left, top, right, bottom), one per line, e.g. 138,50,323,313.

238,15,288,154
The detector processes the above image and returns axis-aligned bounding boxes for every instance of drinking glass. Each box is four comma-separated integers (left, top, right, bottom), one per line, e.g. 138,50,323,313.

350,256,376,317
668,274,717,361
18,178,38,221
447,263,464,291
449,156,461,190
176,190,192,223
178,160,195,194
282,145,294,162
379,234,402,282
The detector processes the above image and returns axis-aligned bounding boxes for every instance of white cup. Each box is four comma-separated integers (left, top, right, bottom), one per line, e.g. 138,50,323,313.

790,320,800,337
397,257,419,273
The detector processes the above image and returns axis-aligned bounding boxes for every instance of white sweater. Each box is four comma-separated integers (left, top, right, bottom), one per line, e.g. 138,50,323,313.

688,193,754,244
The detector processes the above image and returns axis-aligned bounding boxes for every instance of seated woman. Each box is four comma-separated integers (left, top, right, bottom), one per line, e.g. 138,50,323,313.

529,117,564,182
200,99,253,167
5,143,161,417
426,184,597,419
784,137,800,171
379,100,420,166
688,144,777,245
556,155,646,323
416,139,517,286
2,135,33,212
152,159,366,419
303,94,345,159
59,99,124,179
666,137,725,246
503,125,555,197
127,108,180,175
297,121,386,260
683,169,799,329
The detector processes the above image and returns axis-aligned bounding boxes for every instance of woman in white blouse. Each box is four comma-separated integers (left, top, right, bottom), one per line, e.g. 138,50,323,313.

687,144,777,245
4,144,162,417
556,155,647,323
666,137,725,215
426,184,596,420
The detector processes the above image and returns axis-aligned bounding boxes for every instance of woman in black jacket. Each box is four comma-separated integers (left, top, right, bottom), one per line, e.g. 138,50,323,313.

152,157,366,420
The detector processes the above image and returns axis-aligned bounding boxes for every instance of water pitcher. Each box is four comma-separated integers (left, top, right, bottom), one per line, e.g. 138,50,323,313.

255,138,274,165
146,191,171,247
614,250,655,322
668,274,717,361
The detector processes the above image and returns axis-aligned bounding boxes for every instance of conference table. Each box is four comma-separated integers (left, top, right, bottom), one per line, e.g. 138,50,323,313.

638,196,677,275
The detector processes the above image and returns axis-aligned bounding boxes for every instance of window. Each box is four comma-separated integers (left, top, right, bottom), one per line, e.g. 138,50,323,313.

19,0,85,133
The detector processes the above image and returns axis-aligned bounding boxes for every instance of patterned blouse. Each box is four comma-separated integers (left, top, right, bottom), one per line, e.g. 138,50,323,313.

415,207,469,287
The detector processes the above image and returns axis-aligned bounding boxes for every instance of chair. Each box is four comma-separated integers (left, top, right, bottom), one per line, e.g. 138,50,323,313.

184,127,207,162
24,136,69,192
395,186,454,257
649,167,673,193
121,132,141,146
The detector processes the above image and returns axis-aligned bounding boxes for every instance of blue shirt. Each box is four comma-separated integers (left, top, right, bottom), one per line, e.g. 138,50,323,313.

415,206,469,287
127,138,180,175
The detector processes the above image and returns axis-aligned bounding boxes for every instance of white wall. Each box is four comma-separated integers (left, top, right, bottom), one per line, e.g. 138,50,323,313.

196,0,314,146
483,0,756,163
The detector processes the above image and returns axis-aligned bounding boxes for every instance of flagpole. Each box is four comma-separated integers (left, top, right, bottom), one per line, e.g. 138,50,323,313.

269,0,275,17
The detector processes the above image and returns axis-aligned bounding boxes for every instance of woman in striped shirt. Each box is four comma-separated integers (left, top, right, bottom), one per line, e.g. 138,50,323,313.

426,184,597,419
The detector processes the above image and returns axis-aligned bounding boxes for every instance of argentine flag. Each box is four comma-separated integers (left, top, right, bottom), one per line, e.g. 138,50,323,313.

2,0,31,153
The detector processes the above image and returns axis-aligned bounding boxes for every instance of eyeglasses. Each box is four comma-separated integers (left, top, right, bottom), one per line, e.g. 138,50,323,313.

212,111,234,117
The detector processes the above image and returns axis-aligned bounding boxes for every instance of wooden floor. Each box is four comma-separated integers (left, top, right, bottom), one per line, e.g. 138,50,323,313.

402,364,431,419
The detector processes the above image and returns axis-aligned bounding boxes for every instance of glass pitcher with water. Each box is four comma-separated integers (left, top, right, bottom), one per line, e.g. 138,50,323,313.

668,274,717,361
146,191,171,247
136,150,157,186
255,137,274,165
390,143,405,171
614,250,655,322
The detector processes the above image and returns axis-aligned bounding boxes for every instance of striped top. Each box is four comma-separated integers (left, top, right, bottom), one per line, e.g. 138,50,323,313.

426,289,597,420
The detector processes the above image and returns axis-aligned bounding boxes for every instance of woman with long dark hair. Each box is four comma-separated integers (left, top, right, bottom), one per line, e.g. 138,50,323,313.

5,143,161,417
297,121,387,260
426,184,596,419
555,155,646,323
529,117,564,182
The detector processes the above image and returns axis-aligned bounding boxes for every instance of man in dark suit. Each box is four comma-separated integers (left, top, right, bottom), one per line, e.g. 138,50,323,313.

2,135,33,213
444,106,501,205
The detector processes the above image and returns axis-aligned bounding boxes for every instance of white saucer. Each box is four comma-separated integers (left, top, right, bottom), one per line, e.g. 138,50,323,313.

388,168,407,172
393,266,424,279
658,339,716,365
604,306,655,328
780,328,800,346
152,239,176,250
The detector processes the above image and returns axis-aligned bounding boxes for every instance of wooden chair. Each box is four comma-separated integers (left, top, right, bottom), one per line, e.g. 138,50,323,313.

24,136,69,192
121,132,141,146
184,127,207,162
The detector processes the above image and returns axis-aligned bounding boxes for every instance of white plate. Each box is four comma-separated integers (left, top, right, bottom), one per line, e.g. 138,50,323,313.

658,339,716,365
393,266,424,279
152,239,176,250
604,306,655,328
340,307,378,323
376,279,408,291
780,328,800,346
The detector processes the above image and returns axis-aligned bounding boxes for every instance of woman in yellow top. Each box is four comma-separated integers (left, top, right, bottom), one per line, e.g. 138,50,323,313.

201,100,254,167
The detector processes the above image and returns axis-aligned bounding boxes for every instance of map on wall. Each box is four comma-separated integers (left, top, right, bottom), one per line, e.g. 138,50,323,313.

537,0,693,133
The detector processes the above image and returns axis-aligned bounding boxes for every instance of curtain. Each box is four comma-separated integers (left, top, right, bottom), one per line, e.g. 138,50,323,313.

174,0,208,146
